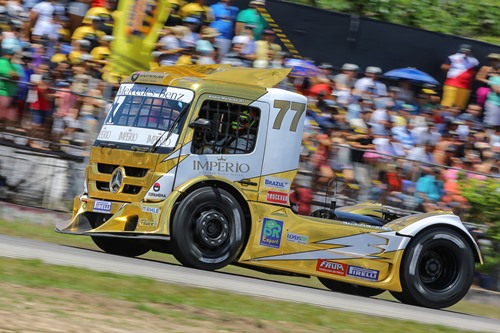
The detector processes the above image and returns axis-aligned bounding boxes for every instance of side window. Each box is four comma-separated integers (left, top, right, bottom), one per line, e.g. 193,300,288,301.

191,100,260,155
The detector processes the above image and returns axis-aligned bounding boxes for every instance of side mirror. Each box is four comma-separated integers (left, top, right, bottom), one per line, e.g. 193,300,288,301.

188,118,211,130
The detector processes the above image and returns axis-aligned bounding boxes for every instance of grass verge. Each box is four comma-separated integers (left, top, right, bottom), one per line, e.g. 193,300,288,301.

0,257,477,333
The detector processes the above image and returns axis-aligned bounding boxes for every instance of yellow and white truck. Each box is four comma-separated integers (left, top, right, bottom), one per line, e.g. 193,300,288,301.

57,65,481,309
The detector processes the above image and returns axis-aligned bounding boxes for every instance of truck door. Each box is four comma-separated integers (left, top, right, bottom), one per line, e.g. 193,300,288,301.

175,95,269,200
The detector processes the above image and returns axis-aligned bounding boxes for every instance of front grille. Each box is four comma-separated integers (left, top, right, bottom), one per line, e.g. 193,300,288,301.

96,181,110,191
124,166,148,178
97,163,119,174
97,163,148,178
123,185,142,194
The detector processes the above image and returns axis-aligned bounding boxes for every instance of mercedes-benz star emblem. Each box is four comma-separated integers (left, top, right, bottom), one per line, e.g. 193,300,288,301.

110,167,124,194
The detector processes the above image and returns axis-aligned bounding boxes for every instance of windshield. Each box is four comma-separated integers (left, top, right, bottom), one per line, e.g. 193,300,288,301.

94,84,194,152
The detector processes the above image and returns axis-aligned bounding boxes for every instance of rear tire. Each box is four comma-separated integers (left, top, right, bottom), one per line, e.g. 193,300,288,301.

171,187,246,271
394,228,474,309
319,278,385,297
91,236,151,257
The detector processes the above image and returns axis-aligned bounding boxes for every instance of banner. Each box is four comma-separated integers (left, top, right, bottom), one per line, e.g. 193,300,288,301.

108,0,171,83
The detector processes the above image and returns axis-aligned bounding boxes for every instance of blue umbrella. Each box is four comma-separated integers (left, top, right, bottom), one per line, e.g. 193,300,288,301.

384,67,439,85
284,58,321,77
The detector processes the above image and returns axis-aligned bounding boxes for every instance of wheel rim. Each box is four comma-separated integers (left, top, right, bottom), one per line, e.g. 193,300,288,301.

194,209,230,248
418,246,459,292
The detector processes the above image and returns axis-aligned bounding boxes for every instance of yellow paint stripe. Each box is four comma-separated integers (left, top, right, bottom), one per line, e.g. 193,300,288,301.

257,7,301,59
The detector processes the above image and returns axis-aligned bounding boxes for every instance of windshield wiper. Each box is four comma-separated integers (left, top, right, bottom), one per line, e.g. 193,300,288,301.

150,104,190,153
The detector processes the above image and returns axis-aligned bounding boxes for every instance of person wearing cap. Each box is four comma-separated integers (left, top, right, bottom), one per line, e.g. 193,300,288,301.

180,0,214,26
220,36,246,67
71,16,104,50
440,44,479,110
90,35,113,63
335,63,359,90
235,0,267,40
196,27,219,64
68,39,90,64
209,0,239,58
354,66,387,97
254,28,281,68
83,0,114,35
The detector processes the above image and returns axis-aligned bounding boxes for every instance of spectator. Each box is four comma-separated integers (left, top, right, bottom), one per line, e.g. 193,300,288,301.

165,0,183,27
28,64,53,140
180,0,214,26
354,66,387,97
71,16,103,50
440,44,479,110
156,26,184,66
415,166,444,212
334,63,358,90
220,35,246,67
484,63,500,127
234,0,266,40
90,34,112,63
0,46,20,125
475,53,500,107
254,28,281,69
29,0,57,42
196,27,219,64
67,0,90,34
209,0,238,58
84,0,114,35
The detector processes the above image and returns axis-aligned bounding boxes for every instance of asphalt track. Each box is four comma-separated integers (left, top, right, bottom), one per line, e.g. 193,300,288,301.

0,235,499,333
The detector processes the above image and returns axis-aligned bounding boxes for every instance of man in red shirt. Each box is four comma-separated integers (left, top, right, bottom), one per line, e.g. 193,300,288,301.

441,44,479,110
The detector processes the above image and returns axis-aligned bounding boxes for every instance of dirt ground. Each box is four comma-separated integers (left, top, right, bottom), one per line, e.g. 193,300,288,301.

0,282,313,333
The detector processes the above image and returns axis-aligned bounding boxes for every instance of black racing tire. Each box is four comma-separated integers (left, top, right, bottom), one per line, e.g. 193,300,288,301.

319,278,385,297
91,236,151,257
394,227,474,309
171,187,246,271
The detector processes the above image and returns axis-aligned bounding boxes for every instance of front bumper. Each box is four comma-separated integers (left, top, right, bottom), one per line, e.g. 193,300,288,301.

55,195,171,239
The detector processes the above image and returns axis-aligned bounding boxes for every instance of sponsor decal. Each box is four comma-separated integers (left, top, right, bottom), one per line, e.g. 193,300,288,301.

153,182,160,192
266,191,288,204
97,129,111,140
347,265,379,282
286,232,308,245
139,218,158,227
259,218,283,249
147,192,167,198
117,85,185,101
263,177,290,190
141,206,160,214
192,158,250,174
207,94,245,104
316,259,347,276
118,131,138,142
93,200,112,213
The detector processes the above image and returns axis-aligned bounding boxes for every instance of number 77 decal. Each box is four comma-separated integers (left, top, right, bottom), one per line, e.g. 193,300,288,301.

272,100,306,132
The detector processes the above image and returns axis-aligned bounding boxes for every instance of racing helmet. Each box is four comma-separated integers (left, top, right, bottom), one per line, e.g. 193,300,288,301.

231,110,256,130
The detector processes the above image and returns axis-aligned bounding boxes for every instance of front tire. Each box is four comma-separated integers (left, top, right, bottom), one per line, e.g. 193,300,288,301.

91,236,151,257
319,278,385,297
171,187,246,270
392,228,474,309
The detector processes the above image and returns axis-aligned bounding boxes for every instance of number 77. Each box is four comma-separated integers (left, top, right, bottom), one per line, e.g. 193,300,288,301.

272,100,306,132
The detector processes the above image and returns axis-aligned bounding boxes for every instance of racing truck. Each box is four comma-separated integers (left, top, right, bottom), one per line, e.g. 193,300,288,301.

56,65,482,309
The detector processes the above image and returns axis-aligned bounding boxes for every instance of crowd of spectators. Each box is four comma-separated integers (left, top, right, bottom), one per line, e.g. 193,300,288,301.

0,0,499,218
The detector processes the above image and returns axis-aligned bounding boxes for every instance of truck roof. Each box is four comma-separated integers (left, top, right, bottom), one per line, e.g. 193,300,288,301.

121,65,292,94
